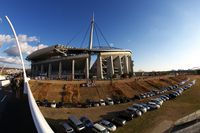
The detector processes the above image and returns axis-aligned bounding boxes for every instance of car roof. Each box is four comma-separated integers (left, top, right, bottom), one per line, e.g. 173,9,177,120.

62,122,73,129
128,107,137,111
101,120,110,125
68,116,82,125
93,123,106,130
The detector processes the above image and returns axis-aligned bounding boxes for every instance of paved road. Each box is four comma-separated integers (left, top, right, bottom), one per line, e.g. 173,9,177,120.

0,88,37,133
0,89,11,119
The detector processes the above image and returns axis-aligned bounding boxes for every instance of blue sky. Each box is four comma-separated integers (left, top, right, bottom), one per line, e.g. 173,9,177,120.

0,0,200,71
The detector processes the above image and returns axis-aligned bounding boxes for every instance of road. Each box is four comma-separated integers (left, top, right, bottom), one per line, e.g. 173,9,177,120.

0,87,37,133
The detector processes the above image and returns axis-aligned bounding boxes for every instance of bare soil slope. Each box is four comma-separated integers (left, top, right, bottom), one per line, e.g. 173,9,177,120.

29,75,186,103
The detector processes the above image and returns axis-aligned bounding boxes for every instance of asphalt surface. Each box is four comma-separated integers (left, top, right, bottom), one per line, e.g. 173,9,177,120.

0,87,37,133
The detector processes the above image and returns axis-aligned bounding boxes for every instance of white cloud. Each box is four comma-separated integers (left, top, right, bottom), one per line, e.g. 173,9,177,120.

4,43,48,56
0,34,14,47
18,34,38,42
0,34,48,56
0,56,21,64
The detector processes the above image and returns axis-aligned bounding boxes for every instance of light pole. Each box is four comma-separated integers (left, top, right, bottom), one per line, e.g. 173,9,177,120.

5,16,54,133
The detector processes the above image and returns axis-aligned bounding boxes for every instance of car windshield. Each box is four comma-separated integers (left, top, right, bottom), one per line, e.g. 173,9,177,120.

77,124,84,128
107,123,113,127
67,128,73,132
85,120,91,124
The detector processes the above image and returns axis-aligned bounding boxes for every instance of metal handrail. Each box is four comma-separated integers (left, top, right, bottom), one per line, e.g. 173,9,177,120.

5,16,54,133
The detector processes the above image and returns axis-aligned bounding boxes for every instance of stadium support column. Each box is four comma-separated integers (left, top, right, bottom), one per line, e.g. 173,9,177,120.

72,60,75,80
117,56,123,75
31,65,34,76
85,58,89,79
48,63,52,79
108,56,114,78
36,65,38,76
58,61,62,79
124,55,129,74
97,55,103,79
41,64,44,74
129,57,134,74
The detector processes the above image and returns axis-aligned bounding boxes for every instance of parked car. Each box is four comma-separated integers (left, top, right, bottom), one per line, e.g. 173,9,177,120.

173,91,180,96
168,93,177,99
146,102,160,110
80,116,93,128
118,110,134,121
160,95,169,101
56,102,64,108
99,99,106,106
36,100,41,106
177,88,183,94
105,97,114,105
84,99,93,108
132,104,147,113
92,101,100,107
68,116,85,131
50,100,56,108
127,107,142,116
42,99,49,107
98,120,117,132
106,117,126,126
59,122,74,133
139,103,151,111
150,99,163,106
112,97,121,104
92,123,109,133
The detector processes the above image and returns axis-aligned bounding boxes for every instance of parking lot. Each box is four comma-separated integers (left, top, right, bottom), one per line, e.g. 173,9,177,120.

37,75,200,133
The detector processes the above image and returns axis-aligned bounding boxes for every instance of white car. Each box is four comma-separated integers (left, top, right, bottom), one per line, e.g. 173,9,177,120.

105,97,114,105
51,100,56,108
99,99,106,106
92,123,110,133
99,120,116,132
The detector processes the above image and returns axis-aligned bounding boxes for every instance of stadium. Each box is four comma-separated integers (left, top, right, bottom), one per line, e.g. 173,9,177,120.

27,16,134,80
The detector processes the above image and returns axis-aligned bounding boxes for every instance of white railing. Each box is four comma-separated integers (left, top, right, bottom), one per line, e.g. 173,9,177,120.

25,80,54,133
5,16,54,133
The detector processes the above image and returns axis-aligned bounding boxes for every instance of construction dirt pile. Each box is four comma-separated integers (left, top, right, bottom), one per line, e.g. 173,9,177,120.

29,75,187,103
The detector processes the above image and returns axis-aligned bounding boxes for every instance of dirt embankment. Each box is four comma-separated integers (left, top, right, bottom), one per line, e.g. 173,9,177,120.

29,75,186,103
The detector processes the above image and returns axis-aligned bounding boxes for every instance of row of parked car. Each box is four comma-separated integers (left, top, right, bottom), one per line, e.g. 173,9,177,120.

59,79,196,133
36,96,132,109
36,79,190,109
134,78,190,100
120,79,196,120
82,97,131,108
59,115,124,133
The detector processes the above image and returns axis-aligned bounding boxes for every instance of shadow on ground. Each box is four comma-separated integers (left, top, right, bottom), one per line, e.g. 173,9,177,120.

0,95,37,133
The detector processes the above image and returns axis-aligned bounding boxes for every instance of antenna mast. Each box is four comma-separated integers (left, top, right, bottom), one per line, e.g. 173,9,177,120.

89,13,94,49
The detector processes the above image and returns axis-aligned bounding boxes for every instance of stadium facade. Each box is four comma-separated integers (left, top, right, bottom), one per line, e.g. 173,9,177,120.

27,16,134,80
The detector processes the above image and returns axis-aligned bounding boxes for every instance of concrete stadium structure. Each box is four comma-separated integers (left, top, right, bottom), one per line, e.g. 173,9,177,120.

27,16,134,80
